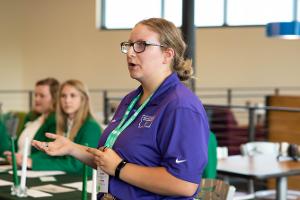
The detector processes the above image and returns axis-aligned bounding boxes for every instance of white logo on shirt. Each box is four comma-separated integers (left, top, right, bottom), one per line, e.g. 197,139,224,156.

138,115,155,128
175,158,187,164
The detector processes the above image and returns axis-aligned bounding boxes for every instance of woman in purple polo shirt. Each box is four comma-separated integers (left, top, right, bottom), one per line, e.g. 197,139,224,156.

32,18,210,200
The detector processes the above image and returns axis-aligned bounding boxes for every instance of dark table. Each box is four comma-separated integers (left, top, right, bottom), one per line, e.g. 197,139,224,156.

217,155,300,200
0,171,91,200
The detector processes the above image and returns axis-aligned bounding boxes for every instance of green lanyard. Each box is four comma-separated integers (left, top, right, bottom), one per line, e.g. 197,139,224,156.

104,92,153,148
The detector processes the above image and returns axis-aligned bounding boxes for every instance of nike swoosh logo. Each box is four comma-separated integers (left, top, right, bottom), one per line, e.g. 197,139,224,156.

175,158,186,164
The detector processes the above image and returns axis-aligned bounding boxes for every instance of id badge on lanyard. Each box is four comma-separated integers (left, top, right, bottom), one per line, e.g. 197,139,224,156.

96,92,153,193
97,166,109,193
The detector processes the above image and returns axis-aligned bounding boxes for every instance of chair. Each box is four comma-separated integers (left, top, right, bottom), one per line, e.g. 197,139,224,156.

238,141,300,200
2,111,27,138
206,107,266,155
12,111,27,137
240,141,280,156
195,178,236,200
2,112,19,138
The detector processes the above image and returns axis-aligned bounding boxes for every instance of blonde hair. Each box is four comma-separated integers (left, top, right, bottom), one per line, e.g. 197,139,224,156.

136,18,193,81
56,80,91,141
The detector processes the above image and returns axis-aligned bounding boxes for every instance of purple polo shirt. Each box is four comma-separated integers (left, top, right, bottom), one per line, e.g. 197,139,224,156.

98,73,209,200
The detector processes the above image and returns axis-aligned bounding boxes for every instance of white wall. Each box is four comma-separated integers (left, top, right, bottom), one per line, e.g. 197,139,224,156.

197,28,300,87
0,1,24,90
21,0,136,89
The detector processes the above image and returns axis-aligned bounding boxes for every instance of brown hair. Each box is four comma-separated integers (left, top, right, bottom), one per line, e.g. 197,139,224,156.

136,18,193,81
35,77,60,111
56,80,91,141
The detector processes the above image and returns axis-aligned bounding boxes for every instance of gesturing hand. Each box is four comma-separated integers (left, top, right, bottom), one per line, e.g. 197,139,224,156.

32,133,74,156
87,147,122,176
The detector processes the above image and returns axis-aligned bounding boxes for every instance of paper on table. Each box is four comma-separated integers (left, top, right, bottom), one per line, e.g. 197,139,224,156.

0,165,12,173
39,176,57,182
27,189,53,198
0,179,13,186
8,170,65,178
30,184,75,193
63,180,93,193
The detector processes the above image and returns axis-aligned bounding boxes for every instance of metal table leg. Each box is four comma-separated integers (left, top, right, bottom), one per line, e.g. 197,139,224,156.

276,177,287,200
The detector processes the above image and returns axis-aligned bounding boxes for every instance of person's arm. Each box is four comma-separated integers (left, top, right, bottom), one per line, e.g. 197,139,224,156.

120,164,198,196
31,118,102,172
32,133,96,168
154,107,209,196
87,147,198,197
30,150,87,173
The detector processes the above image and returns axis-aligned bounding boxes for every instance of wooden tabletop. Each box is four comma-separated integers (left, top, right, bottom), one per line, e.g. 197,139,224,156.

217,155,300,180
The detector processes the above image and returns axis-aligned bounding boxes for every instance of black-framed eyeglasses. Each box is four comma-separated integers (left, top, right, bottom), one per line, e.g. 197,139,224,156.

120,41,165,54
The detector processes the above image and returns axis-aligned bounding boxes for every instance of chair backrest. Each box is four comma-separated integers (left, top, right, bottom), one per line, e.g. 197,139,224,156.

12,111,27,137
240,141,280,156
217,146,229,159
3,112,19,138
196,179,236,200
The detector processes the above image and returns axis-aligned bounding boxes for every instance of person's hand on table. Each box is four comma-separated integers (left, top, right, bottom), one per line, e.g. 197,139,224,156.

3,151,32,168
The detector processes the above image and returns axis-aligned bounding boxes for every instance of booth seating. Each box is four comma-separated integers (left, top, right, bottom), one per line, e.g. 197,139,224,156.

206,106,266,155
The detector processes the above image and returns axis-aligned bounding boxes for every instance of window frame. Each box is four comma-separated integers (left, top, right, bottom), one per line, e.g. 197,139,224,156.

98,0,295,30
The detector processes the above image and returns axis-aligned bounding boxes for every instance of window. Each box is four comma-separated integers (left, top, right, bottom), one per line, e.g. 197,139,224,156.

102,0,161,29
227,0,293,26
163,0,182,27
195,0,224,27
298,0,300,20
99,0,297,29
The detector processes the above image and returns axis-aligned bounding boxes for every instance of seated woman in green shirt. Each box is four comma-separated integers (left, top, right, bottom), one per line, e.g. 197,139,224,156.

30,79,102,173
4,77,59,163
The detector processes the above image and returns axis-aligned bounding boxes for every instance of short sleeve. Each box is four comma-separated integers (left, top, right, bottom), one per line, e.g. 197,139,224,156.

157,108,209,184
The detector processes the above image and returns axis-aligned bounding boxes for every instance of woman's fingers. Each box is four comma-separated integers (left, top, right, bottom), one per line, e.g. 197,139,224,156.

15,154,23,166
86,147,103,156
31,140,39,147
31,133,57,150
32,134,72,157
87,147,122,176
45,132,57,139
93,156,103,166
3,151,12,164
3,151,11,156
87,147,106,166
44,148,57,156
32,140,45,150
